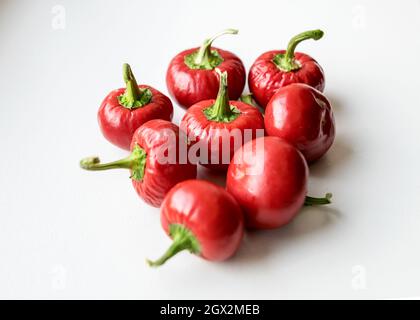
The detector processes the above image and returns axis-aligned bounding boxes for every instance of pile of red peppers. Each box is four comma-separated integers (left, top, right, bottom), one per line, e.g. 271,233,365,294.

80,29,336,267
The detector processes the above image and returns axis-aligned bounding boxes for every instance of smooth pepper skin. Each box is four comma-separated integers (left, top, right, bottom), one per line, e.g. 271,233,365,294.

98,85,173,150
160,180,244,261
226,136,308,229
248,29,325,108
180,70,265,171
265,83,335,164
130,120,197,207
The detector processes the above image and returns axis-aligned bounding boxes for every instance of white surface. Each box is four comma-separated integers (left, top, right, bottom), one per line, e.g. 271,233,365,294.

1,0,420,299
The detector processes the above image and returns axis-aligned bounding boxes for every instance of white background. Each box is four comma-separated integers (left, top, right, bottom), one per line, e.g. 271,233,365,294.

1,0,419,299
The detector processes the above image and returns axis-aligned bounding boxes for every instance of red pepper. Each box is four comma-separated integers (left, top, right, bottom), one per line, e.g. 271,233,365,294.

80,120,197,207
147,180,244,267
226,136,331,229
248,29,325,108
180,69,265,170
265,83,335,163
166,29,246,109
98,63,173,150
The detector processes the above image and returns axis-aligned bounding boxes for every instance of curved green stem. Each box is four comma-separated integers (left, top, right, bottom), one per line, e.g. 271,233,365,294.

118,63,152,109
273,29,324,72
203,69,240,122
304,193,332,206
79,144,147,181
184,29,238,70
194,29,238,66
147,224,200,267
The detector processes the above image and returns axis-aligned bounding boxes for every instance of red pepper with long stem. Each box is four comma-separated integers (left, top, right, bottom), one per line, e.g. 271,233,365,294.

226,136,331,229
265,83,335,163
80,120,197,207
166,29,246,109
249,29,325,108
180,69,265,170
147,180,244,267
98,63,173,150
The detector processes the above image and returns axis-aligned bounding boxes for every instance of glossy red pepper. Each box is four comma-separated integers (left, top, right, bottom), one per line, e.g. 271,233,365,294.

180,69,265,170
80,120,197,207
166,29,246,109
265,83,335,163
249,29,325,108
98,63,173,150
226,136,331,229
147,180,244,267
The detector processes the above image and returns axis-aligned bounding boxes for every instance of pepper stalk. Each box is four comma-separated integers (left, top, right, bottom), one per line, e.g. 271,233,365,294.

273,29,324,72
304,193,332,206
203,69,240,122
118,63,152,109
79,144,147,181
185,29,238,70
147,224,201,267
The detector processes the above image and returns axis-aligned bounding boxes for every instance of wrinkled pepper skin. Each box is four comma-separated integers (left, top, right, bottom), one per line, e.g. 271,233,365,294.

180,71,265,171
130,120,197,207
249,51,325,108
226,136,308,229
98,85,173,150
181,99,264,171
265,83,335,164
160,180,244,261
166,47,245,109
248,29,325,109
81,119,197,207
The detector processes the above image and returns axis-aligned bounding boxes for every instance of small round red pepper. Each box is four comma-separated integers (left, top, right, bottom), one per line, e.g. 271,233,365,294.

98,63,173,150
249,29,325,108
265,83,335,163
180,69,265,170
80,119,197,207
166,29,246,109
226,136,331,229
147,180,244,267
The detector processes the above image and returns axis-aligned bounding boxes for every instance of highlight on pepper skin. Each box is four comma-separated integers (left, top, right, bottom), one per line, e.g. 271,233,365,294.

147,180,245,267
79,27,335,269
98,63,173,150
166,28,246,109
249,29,325,108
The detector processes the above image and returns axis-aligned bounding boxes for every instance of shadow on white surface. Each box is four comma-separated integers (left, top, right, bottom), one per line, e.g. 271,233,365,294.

327,93,345,114
197,165,227,187
229,205,340,265
309,93,354,178
310,136,353,178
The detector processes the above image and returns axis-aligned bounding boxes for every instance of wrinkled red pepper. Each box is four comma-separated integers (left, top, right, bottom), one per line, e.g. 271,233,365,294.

80,120,197,207
180,69,265,170
249,29,325,108
166,29,246,109
98,63,173,150
147,180,244,267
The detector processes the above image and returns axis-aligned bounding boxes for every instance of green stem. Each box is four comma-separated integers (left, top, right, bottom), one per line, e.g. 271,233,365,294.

118,63,152,109
147,224,200,267
79,144,147,181
194,28,238,67
203,69,240,122
239,94,256,107
273,29,324,72
185,29,238,70
304,193,332,206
